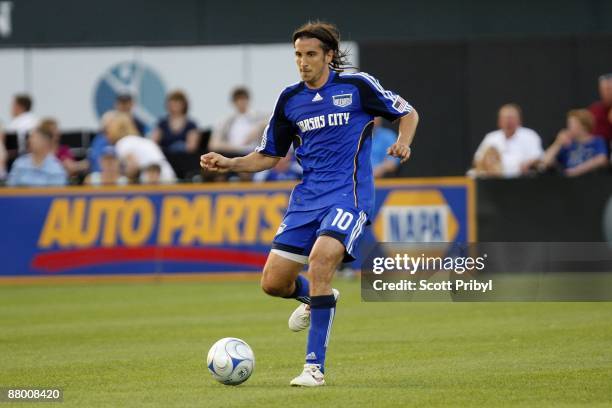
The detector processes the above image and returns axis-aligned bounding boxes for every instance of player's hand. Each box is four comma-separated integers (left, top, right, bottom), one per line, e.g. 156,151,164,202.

200,152,232,173
387,143,412,163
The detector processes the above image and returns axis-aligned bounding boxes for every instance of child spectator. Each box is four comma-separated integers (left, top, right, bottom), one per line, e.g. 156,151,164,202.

84,146,128,186
141,163,162,184
539,109,607,177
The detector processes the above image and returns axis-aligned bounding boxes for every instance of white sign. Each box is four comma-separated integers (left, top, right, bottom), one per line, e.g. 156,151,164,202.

0,1,12,38
0,42,359,131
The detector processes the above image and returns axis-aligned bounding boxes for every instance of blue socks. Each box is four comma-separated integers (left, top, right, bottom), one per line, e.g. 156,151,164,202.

282,277,337,372
284,274,311,304
305,294,336,373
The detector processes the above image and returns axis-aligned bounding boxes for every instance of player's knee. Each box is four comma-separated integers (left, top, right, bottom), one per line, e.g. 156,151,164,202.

260,276,290,297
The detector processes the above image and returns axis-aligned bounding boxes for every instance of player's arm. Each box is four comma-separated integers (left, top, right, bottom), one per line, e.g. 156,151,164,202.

201,89,294,173
200,151,280,173
388,110,419,163
354,73,418,163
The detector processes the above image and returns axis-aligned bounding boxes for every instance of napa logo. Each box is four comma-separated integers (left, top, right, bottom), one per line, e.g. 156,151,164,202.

93,61,166,127
373,191,459,242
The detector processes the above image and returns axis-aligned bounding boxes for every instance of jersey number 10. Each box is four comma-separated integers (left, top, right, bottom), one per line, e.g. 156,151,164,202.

331,209,354,231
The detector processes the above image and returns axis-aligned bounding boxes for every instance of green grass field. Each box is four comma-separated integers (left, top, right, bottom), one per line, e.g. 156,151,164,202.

1,279,611,407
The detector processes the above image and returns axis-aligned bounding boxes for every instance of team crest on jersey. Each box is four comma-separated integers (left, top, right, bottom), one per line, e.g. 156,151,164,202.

332,93,352,108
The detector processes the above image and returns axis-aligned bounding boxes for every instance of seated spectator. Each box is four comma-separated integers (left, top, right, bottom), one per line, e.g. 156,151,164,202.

84,146,128,186
115,93,148,136
7,123,67,187
209,87,267,155
151,90,200,153
5,94,38,154
38,118,88,178
470,146,503,178
141,164,162,184
588,73,612,141
107,112,176,183
539,109,608,177
371,117,400,178
88,111,116,173
254,151,301,182
471,103,543,178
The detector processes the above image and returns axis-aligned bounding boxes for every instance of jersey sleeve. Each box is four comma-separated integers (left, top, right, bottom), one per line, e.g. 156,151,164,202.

354,73,413,121
255,91,296,157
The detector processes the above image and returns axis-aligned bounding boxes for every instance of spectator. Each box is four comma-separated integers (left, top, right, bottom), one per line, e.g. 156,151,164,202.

88,111,116,173
151,90,200,153
371,117,400,178
115,93,148,136
539,109,607,177
7,123,67,187
39,118,88,178
141,163,162,184
209,87,267,155
107,112,176,183
588,73,612,141
84,146,128,186
470,146,503,178
471,104,543,178
5,94,38,154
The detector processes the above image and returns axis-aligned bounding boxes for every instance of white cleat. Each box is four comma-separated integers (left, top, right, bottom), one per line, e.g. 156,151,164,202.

288,289,339,332
290,364,325,387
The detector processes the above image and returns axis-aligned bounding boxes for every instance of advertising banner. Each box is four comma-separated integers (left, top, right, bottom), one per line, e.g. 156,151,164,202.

0,178,475,279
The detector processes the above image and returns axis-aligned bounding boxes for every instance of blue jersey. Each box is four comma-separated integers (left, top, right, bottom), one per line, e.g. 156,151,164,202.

256,70,412,217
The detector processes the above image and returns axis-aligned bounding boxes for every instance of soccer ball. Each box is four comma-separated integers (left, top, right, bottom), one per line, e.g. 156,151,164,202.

206,337,255,385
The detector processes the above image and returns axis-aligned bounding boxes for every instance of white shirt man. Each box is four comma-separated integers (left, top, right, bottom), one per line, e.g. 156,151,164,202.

6,111,38,154
473,104,543,177
209,88,267,155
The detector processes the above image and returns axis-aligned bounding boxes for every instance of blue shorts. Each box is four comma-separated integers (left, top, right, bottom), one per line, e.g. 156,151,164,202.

272,204,368,264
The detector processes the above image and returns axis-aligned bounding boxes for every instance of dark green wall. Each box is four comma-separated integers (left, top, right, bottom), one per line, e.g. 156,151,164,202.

2,0,611,47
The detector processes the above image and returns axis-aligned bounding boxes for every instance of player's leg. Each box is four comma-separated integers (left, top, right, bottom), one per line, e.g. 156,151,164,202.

260,250,306,299
291,206,367,387
261,210,317,304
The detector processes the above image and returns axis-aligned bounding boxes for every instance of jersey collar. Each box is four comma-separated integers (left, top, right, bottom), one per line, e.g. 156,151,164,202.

303,69,336,92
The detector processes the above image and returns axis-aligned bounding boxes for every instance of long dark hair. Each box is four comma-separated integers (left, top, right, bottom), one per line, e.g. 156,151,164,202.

292,21,353,72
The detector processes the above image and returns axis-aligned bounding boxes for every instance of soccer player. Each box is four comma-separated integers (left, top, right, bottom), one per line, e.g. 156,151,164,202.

200,21,419,386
